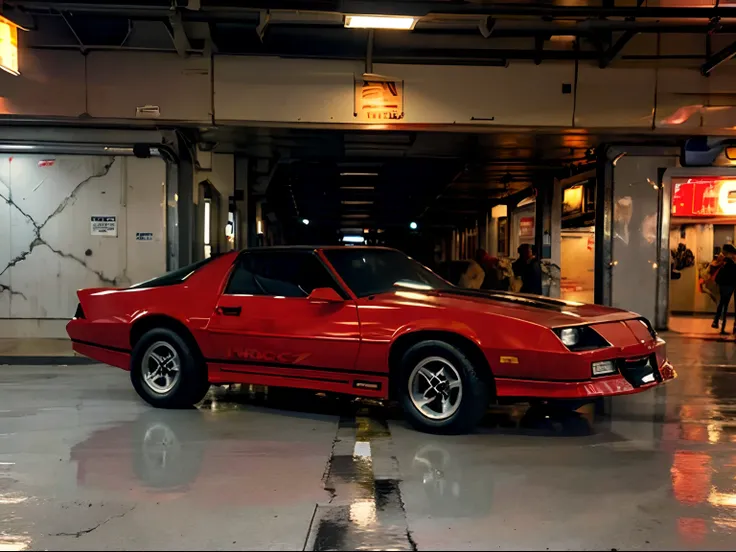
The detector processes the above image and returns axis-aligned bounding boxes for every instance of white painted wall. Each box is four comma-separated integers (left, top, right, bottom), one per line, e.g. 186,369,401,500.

213,55,736,132
0,154,166,338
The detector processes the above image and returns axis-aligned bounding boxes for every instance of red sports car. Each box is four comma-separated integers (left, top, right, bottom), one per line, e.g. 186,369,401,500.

67,246,675,434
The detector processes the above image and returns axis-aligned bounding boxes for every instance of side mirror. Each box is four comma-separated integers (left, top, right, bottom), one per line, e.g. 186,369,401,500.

308,287,344,303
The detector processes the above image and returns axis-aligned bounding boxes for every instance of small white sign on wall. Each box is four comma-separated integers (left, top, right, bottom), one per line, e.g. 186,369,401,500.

90,216,117,237
135,232,154,241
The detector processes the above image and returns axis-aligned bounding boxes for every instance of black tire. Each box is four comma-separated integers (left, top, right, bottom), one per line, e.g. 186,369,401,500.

398,340,490,435
130,328,209,409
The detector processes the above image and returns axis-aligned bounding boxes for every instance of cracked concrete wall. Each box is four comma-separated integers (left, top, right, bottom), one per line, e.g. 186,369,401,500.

0,154,166,338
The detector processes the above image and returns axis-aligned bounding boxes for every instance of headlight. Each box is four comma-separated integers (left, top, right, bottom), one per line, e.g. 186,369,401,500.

559,328,580,347
554,326,610,351
592,360,617,376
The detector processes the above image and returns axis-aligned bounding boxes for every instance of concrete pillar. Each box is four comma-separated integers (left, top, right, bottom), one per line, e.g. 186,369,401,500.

195,153,235,255
598,146,679,326
477,213,488,253
248,187,258,248
535,178,559,297
165,162,179,271
234,157,249,250
234,157,260,249
550,178,562,298
165,135,195,270
488,218,499,257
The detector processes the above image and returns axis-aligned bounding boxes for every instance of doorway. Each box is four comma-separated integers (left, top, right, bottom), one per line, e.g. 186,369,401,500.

660,169,736,333
558,171,596,303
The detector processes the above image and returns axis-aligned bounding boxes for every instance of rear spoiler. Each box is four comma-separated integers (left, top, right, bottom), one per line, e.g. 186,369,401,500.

74,288,117,319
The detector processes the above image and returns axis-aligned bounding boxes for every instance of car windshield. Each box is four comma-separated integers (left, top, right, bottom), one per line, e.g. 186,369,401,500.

323,248,452,298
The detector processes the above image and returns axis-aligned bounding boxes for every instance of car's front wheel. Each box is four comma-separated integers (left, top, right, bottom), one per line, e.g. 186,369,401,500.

399,340,490,434
130,328,209,409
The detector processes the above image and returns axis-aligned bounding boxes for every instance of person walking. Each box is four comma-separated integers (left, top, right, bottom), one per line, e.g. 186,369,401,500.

512,243,543,295
712,243,736,334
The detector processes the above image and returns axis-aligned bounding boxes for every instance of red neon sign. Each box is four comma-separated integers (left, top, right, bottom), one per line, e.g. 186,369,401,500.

671,177,736,217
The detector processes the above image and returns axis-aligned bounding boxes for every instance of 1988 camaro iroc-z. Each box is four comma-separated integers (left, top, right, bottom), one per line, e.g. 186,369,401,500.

67,247,675,434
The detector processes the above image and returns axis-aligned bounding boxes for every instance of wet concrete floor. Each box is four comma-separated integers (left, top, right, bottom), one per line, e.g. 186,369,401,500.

0,333,734,550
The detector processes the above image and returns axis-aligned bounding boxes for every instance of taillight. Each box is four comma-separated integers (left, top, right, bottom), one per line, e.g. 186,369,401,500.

74,303,85,319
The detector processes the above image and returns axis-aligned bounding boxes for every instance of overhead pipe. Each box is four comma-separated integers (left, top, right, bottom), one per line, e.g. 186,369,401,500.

365,29,374,74
47,0,736,19
14,1,736,25
415,19,736,35
333,2,736,19
15,7,736,35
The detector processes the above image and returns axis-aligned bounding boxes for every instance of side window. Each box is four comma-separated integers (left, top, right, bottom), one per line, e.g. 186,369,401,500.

225,256,260,295
225,252,338,297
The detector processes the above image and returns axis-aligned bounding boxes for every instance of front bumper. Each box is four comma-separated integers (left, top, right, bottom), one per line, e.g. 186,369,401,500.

495,337,676,400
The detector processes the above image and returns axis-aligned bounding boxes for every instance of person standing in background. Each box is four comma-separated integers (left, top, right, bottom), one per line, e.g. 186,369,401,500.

458,258,485,289
512,243,543,295
474,249,502,290
712,243,736,334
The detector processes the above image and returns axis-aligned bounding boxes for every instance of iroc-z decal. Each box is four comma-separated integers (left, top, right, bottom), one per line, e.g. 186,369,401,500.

227,349,312,365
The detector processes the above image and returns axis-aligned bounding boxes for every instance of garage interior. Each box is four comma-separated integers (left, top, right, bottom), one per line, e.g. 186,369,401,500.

1,2,736,551
200,126,596,266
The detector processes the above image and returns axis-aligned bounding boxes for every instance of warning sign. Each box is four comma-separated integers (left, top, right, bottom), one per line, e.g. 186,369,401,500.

90,216,117,237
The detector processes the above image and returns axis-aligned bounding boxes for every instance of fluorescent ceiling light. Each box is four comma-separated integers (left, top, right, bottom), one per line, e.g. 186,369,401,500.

342,235,366,243
344,15,417,30
0,144,35,150
550,35,577,43
340,172,379,176
341,200,373,205
341,186,375,191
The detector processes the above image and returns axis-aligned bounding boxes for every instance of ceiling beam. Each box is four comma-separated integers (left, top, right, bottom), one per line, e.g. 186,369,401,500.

701,39,736,76
599,30,637,68
166,11,191,57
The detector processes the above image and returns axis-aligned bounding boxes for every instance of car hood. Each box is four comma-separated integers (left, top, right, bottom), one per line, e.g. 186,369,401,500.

425,288,640,328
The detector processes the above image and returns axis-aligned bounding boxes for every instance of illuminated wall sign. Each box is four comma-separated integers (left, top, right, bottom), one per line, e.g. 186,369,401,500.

0,15,20,76
562,185,584,218
671,177,736,217
519,216,535,238
354,79,404,122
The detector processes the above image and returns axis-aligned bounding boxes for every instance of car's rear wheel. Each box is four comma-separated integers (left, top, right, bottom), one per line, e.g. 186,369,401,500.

399,340,490,434
130,328,209,409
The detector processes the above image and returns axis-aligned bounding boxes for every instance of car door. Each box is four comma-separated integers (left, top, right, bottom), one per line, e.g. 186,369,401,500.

206,250,361,373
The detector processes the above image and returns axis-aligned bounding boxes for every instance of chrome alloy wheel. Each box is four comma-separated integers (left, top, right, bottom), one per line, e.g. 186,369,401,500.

408,356,463,420
141,341,181,395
